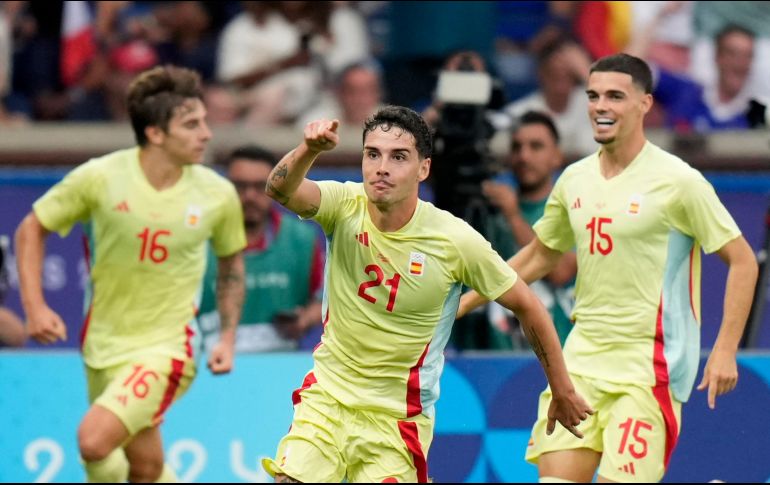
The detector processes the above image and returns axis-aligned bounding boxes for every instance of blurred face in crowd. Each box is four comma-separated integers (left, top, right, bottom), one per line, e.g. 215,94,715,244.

339,67,382,126
229,159,273,229
716,30,753,99
150,98,212,165
539,52,576,110
586,71,651,146
362,127,430,209
511,123,562,194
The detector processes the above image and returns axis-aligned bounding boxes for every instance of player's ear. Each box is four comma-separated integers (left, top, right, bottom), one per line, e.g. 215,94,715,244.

145,125,165,146
418,157,431,182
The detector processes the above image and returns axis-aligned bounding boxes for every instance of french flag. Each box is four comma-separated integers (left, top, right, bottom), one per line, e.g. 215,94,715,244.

60,1,96,87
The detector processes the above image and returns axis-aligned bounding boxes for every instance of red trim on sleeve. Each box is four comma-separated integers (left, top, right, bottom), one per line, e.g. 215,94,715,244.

291,372,317,406
309,239,325,297
406,343,430,418
79,235,93,349
153,358,185,421
79,304,93,350
398,421,429,483
653,296,680,469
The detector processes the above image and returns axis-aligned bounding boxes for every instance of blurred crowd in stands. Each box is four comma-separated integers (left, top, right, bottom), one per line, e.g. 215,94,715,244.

1,1,769,157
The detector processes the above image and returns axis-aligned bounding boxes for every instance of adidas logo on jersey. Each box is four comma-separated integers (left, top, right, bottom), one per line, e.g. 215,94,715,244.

112,201,130,212
355,232,370,247
571,198,582,210
618,462,636,476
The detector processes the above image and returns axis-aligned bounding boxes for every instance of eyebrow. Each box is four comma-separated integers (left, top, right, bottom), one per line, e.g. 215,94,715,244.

363,146,412,154
585,89,627,96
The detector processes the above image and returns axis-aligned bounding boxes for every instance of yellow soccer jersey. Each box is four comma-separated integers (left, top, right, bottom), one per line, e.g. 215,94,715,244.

534,141,741,402
311,181,517,418
34,147,246,368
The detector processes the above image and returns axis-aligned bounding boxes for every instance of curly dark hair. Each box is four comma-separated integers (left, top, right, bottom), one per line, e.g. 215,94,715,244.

127,65,204,146
363,105,433,159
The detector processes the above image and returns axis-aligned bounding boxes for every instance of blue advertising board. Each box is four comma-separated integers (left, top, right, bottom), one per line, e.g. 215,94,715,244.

1,353,770,483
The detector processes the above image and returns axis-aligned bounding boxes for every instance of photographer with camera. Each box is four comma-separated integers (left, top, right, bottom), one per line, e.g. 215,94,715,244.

0,235,25,348
427,51,521,350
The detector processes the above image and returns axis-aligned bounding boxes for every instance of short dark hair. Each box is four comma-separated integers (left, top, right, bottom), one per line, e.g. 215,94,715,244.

517,110,560,144
363,105,433,159
716,24,755,53
127,65,204,146
590,53,653,94
225,145,278,167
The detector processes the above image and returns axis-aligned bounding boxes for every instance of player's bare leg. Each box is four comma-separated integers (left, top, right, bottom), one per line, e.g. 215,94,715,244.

539,449,601,483
276,473,302,483
78,405,130,482
124,425,172,482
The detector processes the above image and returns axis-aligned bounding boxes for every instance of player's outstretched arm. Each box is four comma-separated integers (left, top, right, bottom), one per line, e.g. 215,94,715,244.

697,236,758,409
496,278,594,438
456,238,563,319
266,119,340,219
14,213,67,344
208,251,245,375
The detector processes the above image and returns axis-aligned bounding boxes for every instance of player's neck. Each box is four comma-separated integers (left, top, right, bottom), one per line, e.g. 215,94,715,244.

598,134,647,179
139,148,185,191
367,197,418,232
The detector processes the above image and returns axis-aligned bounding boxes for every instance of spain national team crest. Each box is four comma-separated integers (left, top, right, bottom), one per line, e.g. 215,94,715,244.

627,194,643,216
409,251,426,276
185,205,202,228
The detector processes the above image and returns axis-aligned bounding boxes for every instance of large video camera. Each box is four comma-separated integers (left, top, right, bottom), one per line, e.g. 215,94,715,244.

431,57,502,234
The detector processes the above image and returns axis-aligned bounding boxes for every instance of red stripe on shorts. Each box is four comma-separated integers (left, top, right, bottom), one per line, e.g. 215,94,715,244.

406,343,430,417
653,296,679,469
398,421,428,483
291,372,317,406
153,358,185,420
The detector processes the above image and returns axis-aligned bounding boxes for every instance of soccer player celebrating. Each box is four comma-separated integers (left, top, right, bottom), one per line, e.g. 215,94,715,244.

15,66,246,483
459,53,758,482
261,106,593,483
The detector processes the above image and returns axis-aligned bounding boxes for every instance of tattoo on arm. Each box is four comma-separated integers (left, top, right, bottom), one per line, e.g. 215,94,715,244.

298,204,319,219
266,181,290,205
216,269,244,332
271,162,289,181
523,324,549,368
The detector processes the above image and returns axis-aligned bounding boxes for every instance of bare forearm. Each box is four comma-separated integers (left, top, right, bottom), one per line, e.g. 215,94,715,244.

216,254,245,344
715,258,758,352
510,240,560,284
503,283,573,394
503,209,536,247
14,214,47,312
266,143,319,205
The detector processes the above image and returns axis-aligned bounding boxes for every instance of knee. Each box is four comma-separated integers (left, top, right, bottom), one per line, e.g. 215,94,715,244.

77,429,113,463
127,457,164,483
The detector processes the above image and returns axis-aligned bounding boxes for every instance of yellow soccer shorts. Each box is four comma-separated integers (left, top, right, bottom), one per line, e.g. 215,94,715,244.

262,372,434,483
86,354,196,435
526,373,682,482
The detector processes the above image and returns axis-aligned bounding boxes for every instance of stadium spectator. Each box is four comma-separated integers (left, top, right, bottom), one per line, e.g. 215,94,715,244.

14,65,246,483
198,145,324,352
459,53,758,482
296,60,385,130
503,37,598,158
481,111,577,348
629,1,695,74
260,106,592,482
631,24,758,132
